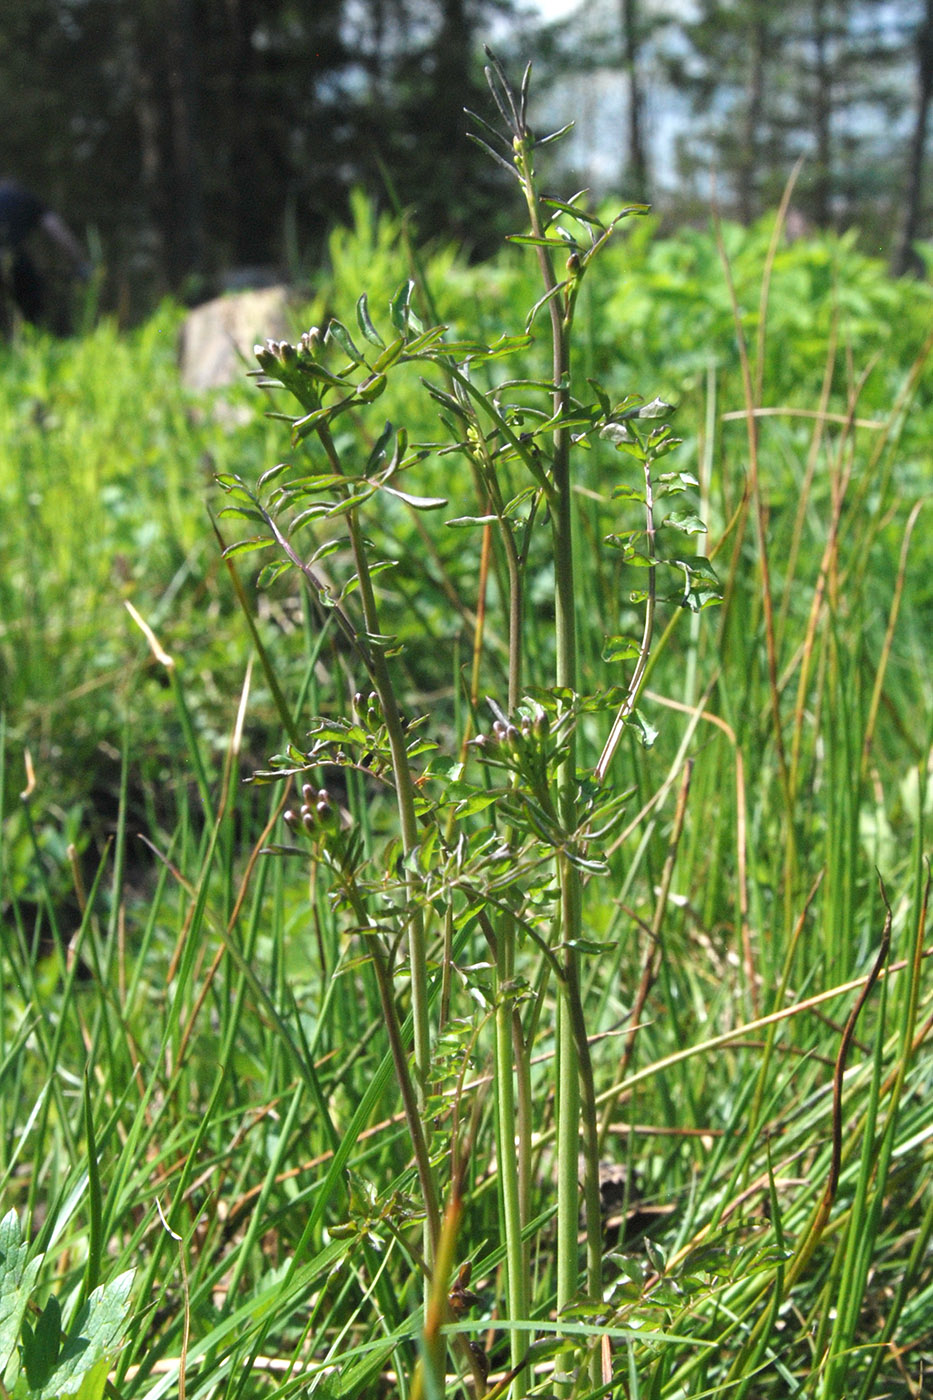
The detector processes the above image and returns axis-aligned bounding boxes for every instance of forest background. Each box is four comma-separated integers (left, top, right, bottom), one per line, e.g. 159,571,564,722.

1,0,931,319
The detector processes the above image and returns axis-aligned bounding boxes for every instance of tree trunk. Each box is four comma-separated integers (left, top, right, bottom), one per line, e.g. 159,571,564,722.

893,0,933,274
739,2,768,222
620,0,649,199
166,0,206,281
811,0,832,227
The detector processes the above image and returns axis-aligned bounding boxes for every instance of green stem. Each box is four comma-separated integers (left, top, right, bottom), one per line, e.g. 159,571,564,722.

514,127,603,1374
341,876,441,1256
316,420,435,1277
494,922,529,1395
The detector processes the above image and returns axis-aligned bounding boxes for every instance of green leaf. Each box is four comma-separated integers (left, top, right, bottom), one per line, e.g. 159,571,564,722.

611,482,647,502
382,486,447,510
453,792,499,818
214,475,253,500
324,488,376,516
658,470,699,488
534,121,575,148
674,555,721,591
661,510,706,534
325,319,365,364
630,709,659,749
525,280,567,331
256,559,293,588
32,1271,134,1400
506,234,568,248
486,333,534,360
287,506,331,535
217,505,266,524
542,197,606,230
0,1211,43,1375
601,422,634,447
365,421,395,475
355,294,385,348
292,400,351,440
389,280,415,334
602,636,641,663
371,337,405,372
357,372,387,403
565,937,616,954
256,461,291,491
636,396,675,419
23,1295,61,1392
465,131,517,177
403,325,448,355
222,537,275,558
69,1357,109,1400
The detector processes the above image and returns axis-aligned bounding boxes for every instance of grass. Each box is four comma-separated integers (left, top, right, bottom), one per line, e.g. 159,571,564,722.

2,109,933,1400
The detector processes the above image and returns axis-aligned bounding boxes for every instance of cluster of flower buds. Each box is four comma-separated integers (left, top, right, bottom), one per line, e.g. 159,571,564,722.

473,704,549,761
298,327,322,357
254,328,322,375
471,701,558,812
283,782,341,840
254,337,295,374
353,690,383,728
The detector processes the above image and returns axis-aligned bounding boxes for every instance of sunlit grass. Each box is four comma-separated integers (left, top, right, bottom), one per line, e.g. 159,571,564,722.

1,187,932,1399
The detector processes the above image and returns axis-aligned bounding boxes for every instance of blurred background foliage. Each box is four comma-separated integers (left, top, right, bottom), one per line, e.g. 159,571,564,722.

2,195,931,907
0,0,930,322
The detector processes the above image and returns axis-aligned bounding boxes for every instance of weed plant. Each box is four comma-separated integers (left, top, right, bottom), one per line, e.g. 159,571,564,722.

2,57,933,1400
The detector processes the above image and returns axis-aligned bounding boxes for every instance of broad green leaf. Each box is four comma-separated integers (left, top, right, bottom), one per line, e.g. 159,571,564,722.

601,422,634,446
70,1358,109,1400
636,396,675,418
661,510,707,534
611,482,647,502
0,1212,43,1375
22,1295,61,1392
31,1271,134,1400
602,636,642,663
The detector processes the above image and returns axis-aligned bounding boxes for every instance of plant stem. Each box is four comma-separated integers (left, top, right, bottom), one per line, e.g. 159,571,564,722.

494,923,529,1394
317,420,435,1274
513,122,604,1372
